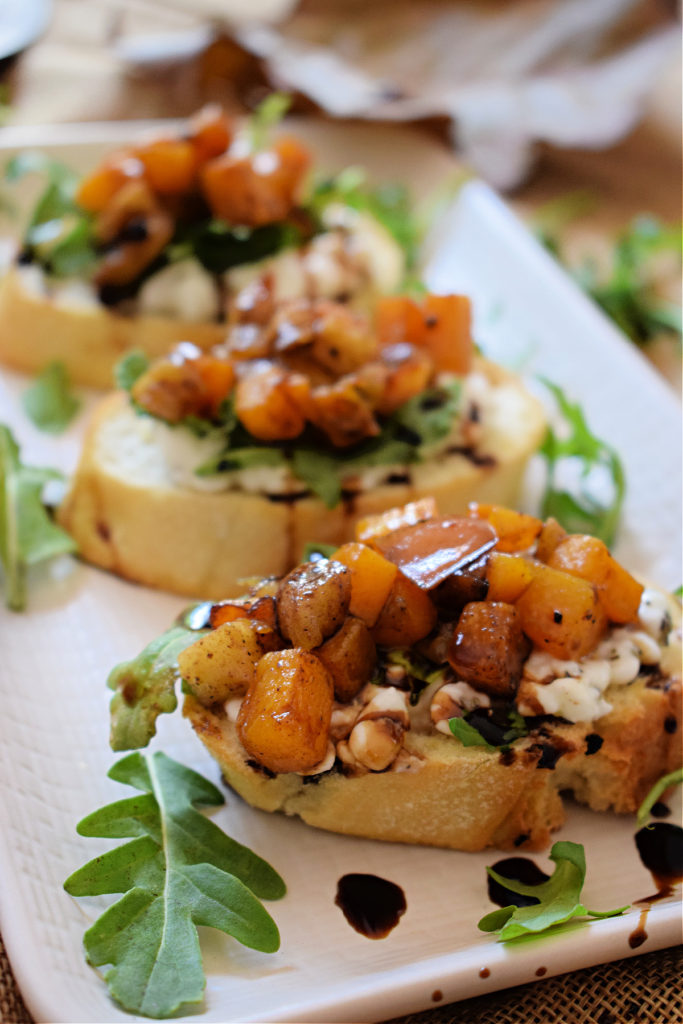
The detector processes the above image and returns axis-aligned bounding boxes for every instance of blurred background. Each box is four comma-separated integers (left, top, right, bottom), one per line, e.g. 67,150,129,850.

0,0,680,385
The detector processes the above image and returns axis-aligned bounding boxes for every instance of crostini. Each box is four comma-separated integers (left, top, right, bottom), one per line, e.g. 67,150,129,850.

109,498,682,852
58,291,547,597
0,103,404,387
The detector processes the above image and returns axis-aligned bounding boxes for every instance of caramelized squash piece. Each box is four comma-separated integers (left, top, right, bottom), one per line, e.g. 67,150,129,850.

516,565,607,660
278,559,351,649
372,515,496,590
535,517,568,563
178,618,281,706
375,295,425,347
486,551,537,603
238,649,333,773
132,354,207,423
235,363,307,440
375,293,472,374
373,571,437,647
308,302,377,376
76,156,143,213
315,616,376,702
209,595,277,630
470,503,543,553
356,498,438,543
308,378,379,448
332,542,398,627
448,601,530,697
548,535,643,624
188,104,233,161
375,343,434,416
137,139,198,195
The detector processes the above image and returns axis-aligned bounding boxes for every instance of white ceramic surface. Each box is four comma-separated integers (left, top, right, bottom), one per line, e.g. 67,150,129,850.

0,123,680,1024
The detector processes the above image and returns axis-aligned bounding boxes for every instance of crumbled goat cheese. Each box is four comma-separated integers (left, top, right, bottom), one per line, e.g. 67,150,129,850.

138,258,220,322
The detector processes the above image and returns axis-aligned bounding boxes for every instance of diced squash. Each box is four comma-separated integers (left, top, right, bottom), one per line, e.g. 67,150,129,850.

195,354,235,414
309,303,377,376
238,649,333,773
547,535,643,624
486,551,537,603
535,517,568,563
448,601,529,697
375,343,434,415
131,356,206,423
235,364,307,440
278,559,351,649
355,498,438,543
308,378,379,447
188,104,233,161
315,616,376,702
470,503,543,553
516,565,607,660
178,618,281,706
332,542,399,626
372,570,437,647
420,294,472,375
76,156,143,213
371,515,496,590
375,296,425,348
137,139,198,195
209,601,250,628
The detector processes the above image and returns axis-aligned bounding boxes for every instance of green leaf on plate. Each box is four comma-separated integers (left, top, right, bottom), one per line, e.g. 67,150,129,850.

114,350,150,392
0,424,76,611
248,92,292,152
636,768,683,827
64,751,285,1018
22,361,80,433
478,841,628,941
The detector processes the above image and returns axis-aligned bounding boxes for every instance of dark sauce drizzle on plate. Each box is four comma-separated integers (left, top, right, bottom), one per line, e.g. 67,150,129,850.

487,856,550,908
629,821,683,949
335,873,406,939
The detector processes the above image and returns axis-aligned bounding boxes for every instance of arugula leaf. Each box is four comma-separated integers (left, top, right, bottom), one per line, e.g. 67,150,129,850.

637,768,683,827
22,362,80,433
0,425,76,611
539,379,625,546
115,350,150,392
478,841,627,941
249,92,292,151
64,751,284,1018
393,379,461,447
189,220,303,274
108,623,208,751
302,541,338,562
449,716,497,751
673,585,683,599
196,445,285,477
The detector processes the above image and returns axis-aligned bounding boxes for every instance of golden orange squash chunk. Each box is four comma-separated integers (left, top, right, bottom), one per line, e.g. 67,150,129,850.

308,378,379,448
470,503,543,553
235,364,307,440
516,565,607,660
76,156,143,213
375,343,434,416
372,571,437,647
178,618,281,706
535,517,568,563
419,293,472,375
137,139,198,195
332,542,399,627
238,649,333,774
548,535,643,624
448,601,530,698
278,559,351,649
187,104,233,161
486,551,537,603
356,498,438,543
315,616,377,702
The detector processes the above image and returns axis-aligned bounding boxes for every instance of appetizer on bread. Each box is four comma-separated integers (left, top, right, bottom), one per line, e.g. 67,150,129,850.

0,102,404,387
109,499,682,852
58,291,546,597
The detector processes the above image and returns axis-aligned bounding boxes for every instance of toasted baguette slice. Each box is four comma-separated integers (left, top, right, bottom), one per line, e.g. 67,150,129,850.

0,265,226,389
58,359,546,599
183,675,681,852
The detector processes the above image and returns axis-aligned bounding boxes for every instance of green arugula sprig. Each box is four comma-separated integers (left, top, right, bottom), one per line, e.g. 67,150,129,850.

448,709,527,751
64,751,285,1019
0,425,76,611
539,379,625,546
249,92,292,151
22,361,81,433
636,768,683,827
478,841,627,941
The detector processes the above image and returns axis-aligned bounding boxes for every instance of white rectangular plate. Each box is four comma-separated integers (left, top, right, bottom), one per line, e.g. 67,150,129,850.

0,122,680,1024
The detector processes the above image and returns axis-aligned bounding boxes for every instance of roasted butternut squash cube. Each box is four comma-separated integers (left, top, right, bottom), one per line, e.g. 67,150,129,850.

195,355,235,415
178,618,281,706
188,104,233,161
332,542,398,627
420,294,472,375
76,156,142,213
308,378,379,448
235,364,306,440
372,515,496,590
548,535,643,624
137,139,197,195
448,601,530,697
209,600,249,628
372,571,437,647
315,616,376,702
487,552,537,603
535,517,568,563
375,295,425,347
470,503,543,553
516,565,607,660
238,649,333,773
278,559,351,649
356,498,437,543
375,343,434,415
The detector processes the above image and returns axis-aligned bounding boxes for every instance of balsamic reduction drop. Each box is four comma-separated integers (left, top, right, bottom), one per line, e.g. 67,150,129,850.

335,873,406,938
487,857,549,908
634,822,683,895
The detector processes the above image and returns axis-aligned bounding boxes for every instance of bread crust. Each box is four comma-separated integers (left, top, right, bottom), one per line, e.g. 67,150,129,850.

0,265,225,388
183,673,681,852
57,360,547,599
